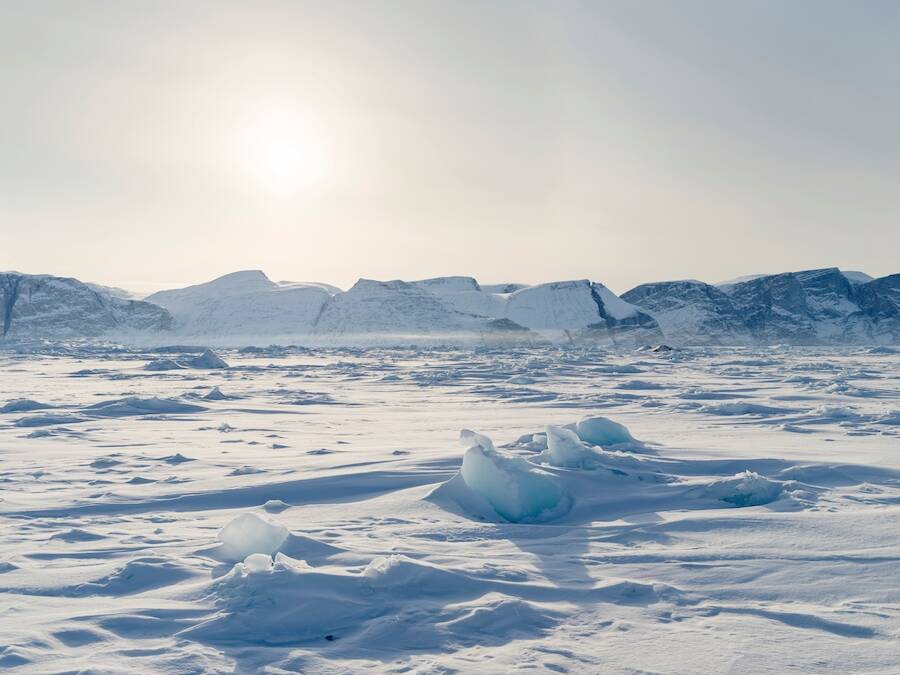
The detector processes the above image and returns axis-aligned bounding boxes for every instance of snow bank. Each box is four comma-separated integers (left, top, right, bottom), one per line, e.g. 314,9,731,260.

575,416,635,447
216,513,289,562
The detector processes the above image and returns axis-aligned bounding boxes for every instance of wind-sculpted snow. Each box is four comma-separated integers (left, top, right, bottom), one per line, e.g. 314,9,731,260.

0,345,899,673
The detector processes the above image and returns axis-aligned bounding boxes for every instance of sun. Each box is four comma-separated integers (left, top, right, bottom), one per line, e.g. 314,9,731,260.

240,111,324,193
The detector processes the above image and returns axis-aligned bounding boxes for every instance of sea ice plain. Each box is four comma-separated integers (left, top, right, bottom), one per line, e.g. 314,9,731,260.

0,343,898,673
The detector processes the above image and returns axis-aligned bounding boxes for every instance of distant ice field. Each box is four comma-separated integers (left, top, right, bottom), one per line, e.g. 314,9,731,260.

0,345,898,673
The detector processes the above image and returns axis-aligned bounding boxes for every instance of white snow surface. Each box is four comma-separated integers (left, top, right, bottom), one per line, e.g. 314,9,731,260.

1,344,899,673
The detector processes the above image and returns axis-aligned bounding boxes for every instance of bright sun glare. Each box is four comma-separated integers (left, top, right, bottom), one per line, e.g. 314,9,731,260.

241,111,324,193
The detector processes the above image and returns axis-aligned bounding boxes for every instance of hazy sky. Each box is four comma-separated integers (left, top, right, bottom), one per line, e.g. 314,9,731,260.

2,1,899,295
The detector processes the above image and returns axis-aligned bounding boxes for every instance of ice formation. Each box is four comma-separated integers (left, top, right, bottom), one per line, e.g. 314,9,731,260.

575,416,635,446
703,471,786,507
536,425,601,468
184,349,229,369
216,513,290,562
457,431,568,522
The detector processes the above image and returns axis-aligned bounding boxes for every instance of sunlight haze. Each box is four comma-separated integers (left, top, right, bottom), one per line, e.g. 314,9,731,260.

2,1,899,294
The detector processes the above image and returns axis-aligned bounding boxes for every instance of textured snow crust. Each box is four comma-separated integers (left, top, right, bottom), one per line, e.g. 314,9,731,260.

1,343,899,673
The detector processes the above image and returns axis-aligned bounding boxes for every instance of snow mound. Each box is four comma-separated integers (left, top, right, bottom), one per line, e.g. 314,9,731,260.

702,471,785,507
1,399,52,413
15,414,85,427
215,513,289,562
575,416,635,447
507,375,536,385
435,430,569,523
184,349,229,369
181,553,355,644
876,410,900,426
72,555,194,596
362,554,469,592
202,386,229,400
180,551,560,651
262,499,290,513
536,425,601,469
143,358,185,371
83,397,206,417
700,402,792,416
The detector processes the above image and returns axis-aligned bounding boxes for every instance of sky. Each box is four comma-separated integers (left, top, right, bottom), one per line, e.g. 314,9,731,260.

2,1,899,296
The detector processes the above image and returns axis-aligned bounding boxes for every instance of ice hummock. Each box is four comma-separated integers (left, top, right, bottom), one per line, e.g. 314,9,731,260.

216,513,289,562
702,471,786,507
443,430,570,523
536,425,601,469
575,416,635,447
184,349,229,369
203,386,229,400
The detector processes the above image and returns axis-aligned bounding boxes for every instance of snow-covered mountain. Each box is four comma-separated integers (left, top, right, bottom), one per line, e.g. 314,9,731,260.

6,266,899,345
620,280,749,345
623,267,900,345
146,270,337,338
146,271,659,344
0,272,172,339
311,276,659,343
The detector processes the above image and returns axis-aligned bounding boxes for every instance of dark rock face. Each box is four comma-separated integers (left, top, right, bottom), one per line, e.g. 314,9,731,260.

0,273,172,339
622,280,748,345
623,268,900,345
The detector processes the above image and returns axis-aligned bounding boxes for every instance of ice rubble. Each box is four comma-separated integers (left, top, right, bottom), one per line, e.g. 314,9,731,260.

216,513,289,562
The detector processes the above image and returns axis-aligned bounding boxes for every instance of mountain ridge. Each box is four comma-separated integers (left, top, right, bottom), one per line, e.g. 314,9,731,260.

2,267,898,345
